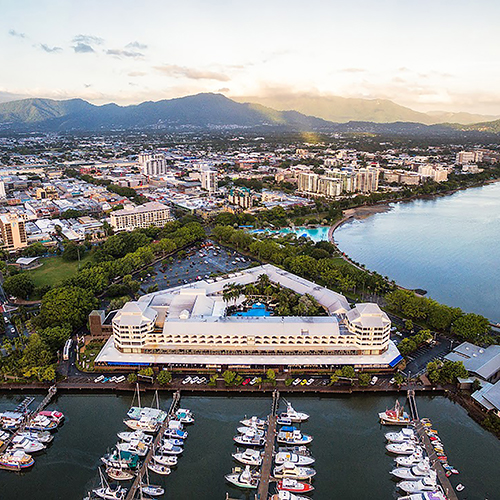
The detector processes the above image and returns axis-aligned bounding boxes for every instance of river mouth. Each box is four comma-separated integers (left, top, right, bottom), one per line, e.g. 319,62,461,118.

1,392,498,500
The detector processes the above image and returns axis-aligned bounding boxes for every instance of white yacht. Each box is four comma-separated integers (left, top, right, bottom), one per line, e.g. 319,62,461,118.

153,454,178,466
175,408,194,424
277,428,313,446
240,416,266,429
123,417,159,433
386,428,417,443
399,477,439,494
386,442,419,455
117,430,153,446
159,441,183,455
17,430,53,444
395,451,424,467
398,492,447,500
232,448,263,466
0,430,10,441
225,465,260,489
275,451,315,466
116,439,149,457
9,435,45,453
278,403,309,423
273,462,316,480
271,491,311,500
391,460,436,481
237,426,265,437
234,428,266,447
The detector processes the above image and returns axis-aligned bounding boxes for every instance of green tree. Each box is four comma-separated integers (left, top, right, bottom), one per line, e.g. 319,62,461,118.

223,370,236,385
358,373,371,386
341,365,356,379
157,370,172,385
127,373,137,383
62,242,84,262
138,367,154,378
39,325,72,352
3,273,35,299
452,313,490,342
405,319,414,331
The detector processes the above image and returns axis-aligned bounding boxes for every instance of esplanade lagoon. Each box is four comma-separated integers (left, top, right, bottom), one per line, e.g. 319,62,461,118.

93,264,402,370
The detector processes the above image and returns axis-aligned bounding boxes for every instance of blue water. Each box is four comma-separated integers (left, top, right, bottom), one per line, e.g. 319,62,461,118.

253,226,331,242
334,182,500,322
232,302,271,316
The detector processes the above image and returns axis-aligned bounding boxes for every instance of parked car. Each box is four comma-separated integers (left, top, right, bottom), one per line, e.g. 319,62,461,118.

292,378,302,386
370,376,379,386
249,377,259,385
182,376,192,385
95,375,105,383
242,378,251,386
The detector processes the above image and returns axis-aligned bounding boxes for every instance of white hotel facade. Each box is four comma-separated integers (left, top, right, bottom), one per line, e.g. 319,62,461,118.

96,264,402,370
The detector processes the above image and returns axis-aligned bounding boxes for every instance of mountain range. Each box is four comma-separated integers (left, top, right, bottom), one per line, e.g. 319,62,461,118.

0,93,500,135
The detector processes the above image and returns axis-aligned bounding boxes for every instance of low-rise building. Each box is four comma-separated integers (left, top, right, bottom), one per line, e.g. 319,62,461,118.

110,202,173,231
445,342,500,383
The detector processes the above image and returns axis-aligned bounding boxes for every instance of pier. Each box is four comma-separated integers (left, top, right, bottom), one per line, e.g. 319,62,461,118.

0,385,57,454
125,390,181,500
256,389,279,500
407,391,459,500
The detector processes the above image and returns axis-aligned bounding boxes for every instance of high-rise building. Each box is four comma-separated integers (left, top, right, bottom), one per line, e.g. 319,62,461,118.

355,167,380,193
317,177,342,197
0,214,28,251
297,172,319,193
138,153,167,176
0,181,5,198
456,151,483,164
201,170,217,193
110,202,173,231
228,187,254,209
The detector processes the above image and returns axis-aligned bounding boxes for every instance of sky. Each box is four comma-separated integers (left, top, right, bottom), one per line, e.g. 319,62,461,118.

1,0,500,114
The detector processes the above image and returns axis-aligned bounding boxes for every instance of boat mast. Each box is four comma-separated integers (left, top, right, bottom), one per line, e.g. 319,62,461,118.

136,382,141,409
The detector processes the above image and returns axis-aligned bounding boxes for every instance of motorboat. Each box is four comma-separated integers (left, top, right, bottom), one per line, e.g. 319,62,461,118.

25,415,58,431
147,462,171,475
101,449,140,470
277,428,313,446
0,450,35,470
277,478,314,493
175,408,194,424
399,477,439,494
395,451,424,467
379,400,411,425
233,429,266,447
38,410,64,425
270,491,311,500
0,430,10,441
141,484,165,497
17,430,53,444
237,426,265,437
116,439,149,457
106,467,135,481
159,441,183,455
123,417,159,433
278,402,309,423
275,451,315,466
386,428,416,443
273,462,316,480
9,435,46,453
153,454,178,466
0,412,24,430
162,437,184,447
386,442,419,455
398,492,447,500
164,428,188,440
391,460,435,481
278,446,313,457
232,448,263,466
225,465,260,489
127,406,167,424
240,416,266,429
117,430,153,446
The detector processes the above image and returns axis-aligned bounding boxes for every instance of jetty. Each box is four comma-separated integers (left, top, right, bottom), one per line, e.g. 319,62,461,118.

407,390,458,500
256,389,279,499
125,390,181,500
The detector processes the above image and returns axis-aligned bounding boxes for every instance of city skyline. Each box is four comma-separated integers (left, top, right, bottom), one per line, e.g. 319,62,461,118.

2,0,500,114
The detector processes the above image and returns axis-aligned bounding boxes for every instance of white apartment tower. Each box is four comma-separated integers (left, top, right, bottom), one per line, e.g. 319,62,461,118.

138,153,167,176
201,170,218,194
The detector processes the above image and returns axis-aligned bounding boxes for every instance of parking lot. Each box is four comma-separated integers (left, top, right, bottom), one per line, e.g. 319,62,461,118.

400,335,453,377
139,241,254,292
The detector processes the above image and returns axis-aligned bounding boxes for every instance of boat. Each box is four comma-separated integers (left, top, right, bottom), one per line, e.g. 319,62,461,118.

153,454,178,466
116,439,149,457
17,430,53,444
163,428,188,440
148,462,171,475
379,400,410,426
237,426,265,437
117,430,153,446
277,478,315,493
127,406,167,423
37,410,64,425
106,467,135,481
123,417,159,433
240,416,266,429
395,451,425,467
225,465,260,489
0,411,24,430
101,449,140,470
233,429,266,447
273,462,316,480
162,437,184,447
25,414,58,431
159,441,183,455
386,442,419,455
270,491,311,500
141,484,165,496
278,402,309,423
9,435,46,453
175,408,194,424
398,492,447,500
275,451,315,466
277,428,313,445
232,448,263,466
391,461,436,481
0,450,35,470
93,470,128,499
398,477,438,493
278,446,313,457
0,430,10,441
386,428,416,443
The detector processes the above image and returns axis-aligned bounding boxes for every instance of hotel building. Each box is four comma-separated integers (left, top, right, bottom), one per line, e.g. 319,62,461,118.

110,202,172,231
0,214,28,251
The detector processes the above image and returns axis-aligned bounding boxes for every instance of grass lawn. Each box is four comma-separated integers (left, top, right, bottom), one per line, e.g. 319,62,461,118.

27,254,92,289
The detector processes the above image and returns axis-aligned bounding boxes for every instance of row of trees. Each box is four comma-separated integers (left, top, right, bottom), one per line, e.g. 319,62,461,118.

397,329,433,356
386,289,490,342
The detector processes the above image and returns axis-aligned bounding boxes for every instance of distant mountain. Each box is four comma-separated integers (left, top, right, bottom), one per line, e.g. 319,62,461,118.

0,93,332,132
234,94,499,125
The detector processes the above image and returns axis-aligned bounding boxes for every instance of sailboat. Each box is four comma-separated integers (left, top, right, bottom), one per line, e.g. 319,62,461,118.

92,468,128,499
141,469,165,496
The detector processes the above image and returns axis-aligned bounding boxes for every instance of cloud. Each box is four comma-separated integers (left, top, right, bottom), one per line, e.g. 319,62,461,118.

73,34,104,45
39,43,62,53
8,29,26,39
340,68,366,73
155,64,230,81
106,48,144,58
217,87,230,93
126,41,148,50
128,71,146,77
73,42,95,53
84,83,92,88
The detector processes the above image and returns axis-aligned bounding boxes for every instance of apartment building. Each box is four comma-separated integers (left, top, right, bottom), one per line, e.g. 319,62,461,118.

110,202,172,231
138,153,167,176
200,170,218,194
0,214,28,251
456,151,483,164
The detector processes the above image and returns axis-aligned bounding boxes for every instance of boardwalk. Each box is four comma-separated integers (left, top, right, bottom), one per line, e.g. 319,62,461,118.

125,391,181,500
408,391,458,500
257,390,279,500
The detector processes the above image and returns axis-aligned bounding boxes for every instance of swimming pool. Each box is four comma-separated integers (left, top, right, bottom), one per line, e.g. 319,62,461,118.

252,226,331,242
231,303,271,317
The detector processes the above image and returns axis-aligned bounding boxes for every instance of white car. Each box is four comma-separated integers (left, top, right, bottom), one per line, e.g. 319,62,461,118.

292,378,302,386
198,377,207,384
95,375,105,383
306,378,314,385
370,376,379,385
389,378,396,385
182,376,192,385
191,376,200,384
249,377,259,385
115,376,126,383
